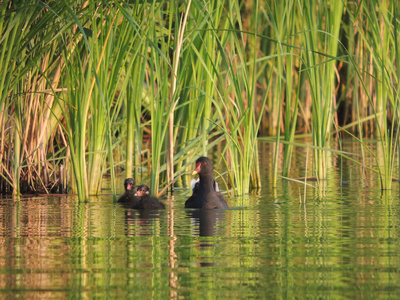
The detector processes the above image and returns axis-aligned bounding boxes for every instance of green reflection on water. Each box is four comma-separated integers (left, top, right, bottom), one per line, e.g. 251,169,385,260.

1,144,400,298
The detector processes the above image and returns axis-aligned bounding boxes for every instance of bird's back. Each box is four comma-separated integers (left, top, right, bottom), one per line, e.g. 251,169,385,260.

139,195,165,209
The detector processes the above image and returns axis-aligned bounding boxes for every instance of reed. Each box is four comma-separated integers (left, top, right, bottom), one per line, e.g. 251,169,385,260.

57,3,150,200
0,2,68,196
206,0,266,195
260,0,300,186
62,3,139,199
2,1,400,198
300,0,343,190
0,4,27,196
344,0,400,190
167,0,193,191
125,40,147,183
116,1,153,187
171,0,225,188
141,1,170,195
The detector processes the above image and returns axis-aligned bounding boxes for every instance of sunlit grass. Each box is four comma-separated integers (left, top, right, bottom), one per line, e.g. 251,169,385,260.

1,1,400,199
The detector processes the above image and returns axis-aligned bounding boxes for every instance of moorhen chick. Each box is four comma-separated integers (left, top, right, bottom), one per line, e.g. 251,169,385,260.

117,178,140,208
136,184,166,209
185,157,228,209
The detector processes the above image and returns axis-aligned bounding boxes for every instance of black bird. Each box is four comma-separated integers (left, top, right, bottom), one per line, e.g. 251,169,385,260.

136,184,166,209
118,178,140,208
185,157,228,209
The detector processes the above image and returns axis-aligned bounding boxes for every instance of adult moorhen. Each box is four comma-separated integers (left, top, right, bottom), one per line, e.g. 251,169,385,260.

185,157,228,209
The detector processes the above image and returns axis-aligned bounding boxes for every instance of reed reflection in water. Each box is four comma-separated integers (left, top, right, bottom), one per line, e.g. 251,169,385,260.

1,139,400,298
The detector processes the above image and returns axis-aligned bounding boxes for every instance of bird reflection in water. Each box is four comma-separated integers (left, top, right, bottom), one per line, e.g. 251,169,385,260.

124,208,164,237
187,209,226,268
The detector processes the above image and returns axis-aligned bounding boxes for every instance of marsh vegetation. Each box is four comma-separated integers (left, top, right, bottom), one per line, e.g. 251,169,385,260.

0,1,399,200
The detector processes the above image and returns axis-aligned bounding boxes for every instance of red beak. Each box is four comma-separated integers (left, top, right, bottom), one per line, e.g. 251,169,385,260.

192,162,201,175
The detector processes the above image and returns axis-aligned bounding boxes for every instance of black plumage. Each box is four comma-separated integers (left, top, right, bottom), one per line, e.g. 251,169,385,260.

185,157,228,209
136,184,165,209
118,178,140,208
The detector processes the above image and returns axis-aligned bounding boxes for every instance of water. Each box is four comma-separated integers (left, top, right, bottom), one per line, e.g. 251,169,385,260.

1,141,400,299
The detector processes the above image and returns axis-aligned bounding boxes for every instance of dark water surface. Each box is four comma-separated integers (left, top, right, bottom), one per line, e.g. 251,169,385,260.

1,141,400,299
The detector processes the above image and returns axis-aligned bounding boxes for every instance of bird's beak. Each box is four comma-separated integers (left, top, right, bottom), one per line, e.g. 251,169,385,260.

192,162,201,175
